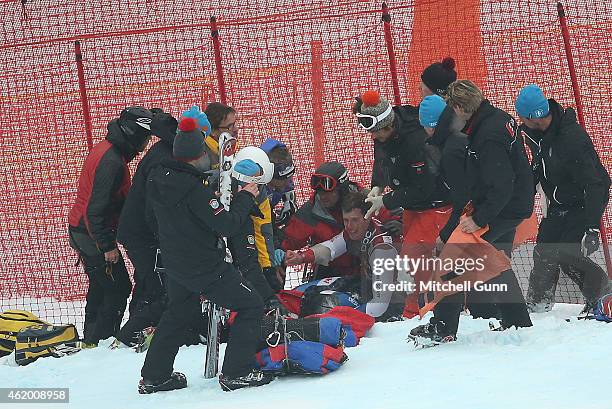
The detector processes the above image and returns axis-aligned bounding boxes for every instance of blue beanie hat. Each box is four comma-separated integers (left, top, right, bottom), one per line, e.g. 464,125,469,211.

515,84,550,119
419,95,447,128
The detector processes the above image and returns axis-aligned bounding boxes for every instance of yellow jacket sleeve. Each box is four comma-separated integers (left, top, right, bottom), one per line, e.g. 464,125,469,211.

251,197,274,268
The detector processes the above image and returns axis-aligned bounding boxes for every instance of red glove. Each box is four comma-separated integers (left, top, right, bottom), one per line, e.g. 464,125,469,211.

285,248,315,265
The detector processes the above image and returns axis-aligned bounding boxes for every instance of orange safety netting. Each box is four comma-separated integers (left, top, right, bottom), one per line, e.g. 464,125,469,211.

1,0,610,327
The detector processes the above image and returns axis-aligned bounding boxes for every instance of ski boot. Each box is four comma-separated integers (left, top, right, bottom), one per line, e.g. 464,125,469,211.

219,369,275,391
407,318,456,348
138,372,187,394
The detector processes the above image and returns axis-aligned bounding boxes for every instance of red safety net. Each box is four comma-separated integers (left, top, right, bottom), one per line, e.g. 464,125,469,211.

1,0,610,328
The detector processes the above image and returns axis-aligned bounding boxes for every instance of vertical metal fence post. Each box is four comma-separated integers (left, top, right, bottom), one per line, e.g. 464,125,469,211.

210,16,228,105
311,40,325,168
558,2,612,276
74,41,93,151
382,2,401,106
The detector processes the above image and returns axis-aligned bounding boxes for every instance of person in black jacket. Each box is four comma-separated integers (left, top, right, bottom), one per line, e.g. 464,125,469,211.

355,90,448,215
357,58,458,232
449,85,535,238
117,109,178,314
515,84,611,313
353,87,453,318
139,116,273,394
447,79,533,325
68,106,153,347
410,81,535,344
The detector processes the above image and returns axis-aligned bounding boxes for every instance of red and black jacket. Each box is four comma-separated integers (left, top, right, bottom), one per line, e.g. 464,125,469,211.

372,105,450,211
68,120,139,252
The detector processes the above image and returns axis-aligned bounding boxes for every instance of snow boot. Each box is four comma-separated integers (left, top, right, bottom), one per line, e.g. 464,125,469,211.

408,317,456,348
138,372,187,394
219,369,275,391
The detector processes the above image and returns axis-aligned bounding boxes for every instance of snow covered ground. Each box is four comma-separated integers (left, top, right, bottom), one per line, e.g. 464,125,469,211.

1,304,611,409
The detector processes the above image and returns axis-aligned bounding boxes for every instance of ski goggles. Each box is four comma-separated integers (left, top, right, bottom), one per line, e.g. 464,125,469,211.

355,104,393,131
273,162,295,180
310,173,339,192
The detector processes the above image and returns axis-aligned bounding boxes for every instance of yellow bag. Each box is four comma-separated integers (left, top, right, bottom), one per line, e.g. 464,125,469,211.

14,324,80,366
0,310,48,357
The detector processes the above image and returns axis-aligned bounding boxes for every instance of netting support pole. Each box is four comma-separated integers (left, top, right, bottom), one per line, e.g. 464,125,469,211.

382,2,401,106
210,16,227,105
74,41,93,151
557,2,612,277
310,40,325,168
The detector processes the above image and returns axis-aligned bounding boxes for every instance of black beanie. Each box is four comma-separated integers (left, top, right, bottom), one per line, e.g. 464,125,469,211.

421,57,457,96
315,161,349,186
173,117,206,161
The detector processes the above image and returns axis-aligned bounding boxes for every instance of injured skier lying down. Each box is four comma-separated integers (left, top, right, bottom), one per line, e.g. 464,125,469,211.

283,190,412,321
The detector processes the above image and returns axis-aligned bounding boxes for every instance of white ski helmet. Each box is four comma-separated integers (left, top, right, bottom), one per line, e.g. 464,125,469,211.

230,146,275,185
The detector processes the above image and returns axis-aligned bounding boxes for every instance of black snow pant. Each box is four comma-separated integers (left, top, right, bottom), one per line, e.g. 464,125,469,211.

116,299,166,346
527,205,611,307
68,227,132,344
125,245,163,315
117,247,206,347
141,267,264,381
434,217,533,336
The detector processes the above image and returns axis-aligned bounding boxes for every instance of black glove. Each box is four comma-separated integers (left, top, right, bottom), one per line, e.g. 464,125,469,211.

382,220,403,236
581,228,600,257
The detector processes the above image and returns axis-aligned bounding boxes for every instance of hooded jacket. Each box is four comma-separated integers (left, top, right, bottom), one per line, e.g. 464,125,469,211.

372,105,450,211
116,111,178,249
463,100,534,227
521,99,610,229
68,120,142,252
146,159,255,286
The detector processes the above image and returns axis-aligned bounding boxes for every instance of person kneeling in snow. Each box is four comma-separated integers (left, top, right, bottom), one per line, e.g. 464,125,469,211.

283,191,411,321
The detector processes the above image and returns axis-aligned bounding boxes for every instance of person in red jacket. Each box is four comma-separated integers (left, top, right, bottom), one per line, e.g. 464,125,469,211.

280,161,362,279
68,106,153,347
285,191,409,321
